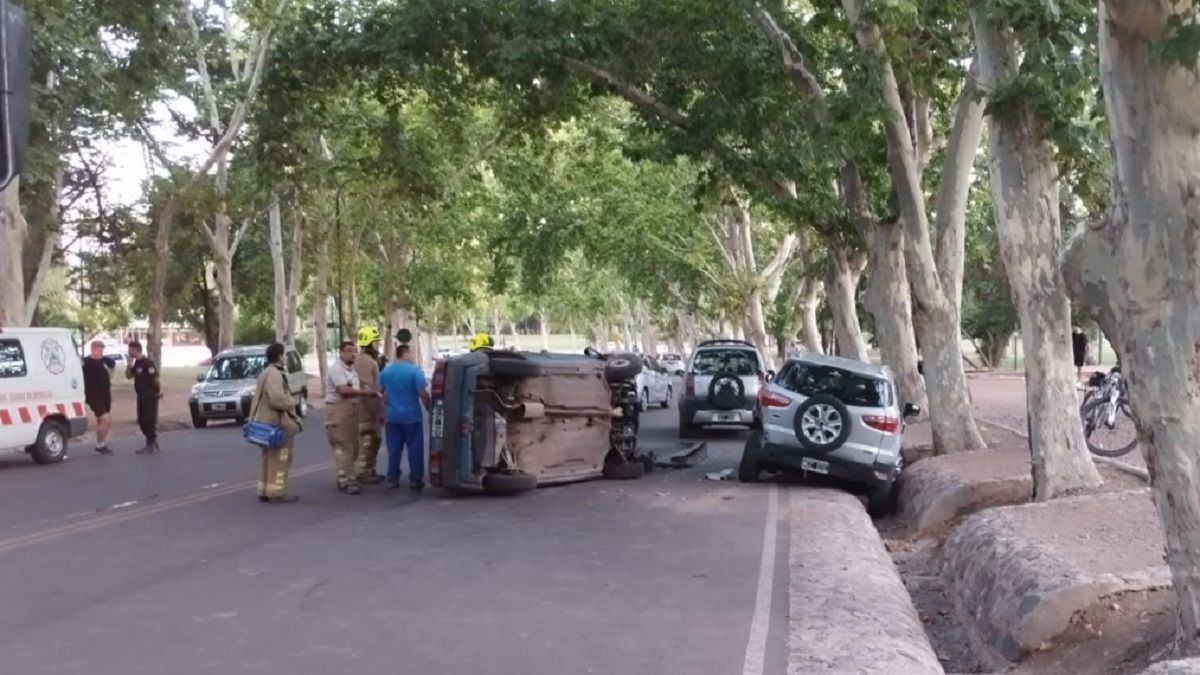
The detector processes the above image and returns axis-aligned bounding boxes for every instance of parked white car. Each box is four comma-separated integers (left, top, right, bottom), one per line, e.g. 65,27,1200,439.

0,327,89,464
636,354,673,410
659,353,686,375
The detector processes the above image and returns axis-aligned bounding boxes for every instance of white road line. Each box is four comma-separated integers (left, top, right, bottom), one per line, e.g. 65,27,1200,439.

742,482,780,675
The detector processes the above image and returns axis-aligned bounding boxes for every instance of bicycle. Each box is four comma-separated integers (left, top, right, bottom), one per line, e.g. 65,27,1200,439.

1079,367,1138,458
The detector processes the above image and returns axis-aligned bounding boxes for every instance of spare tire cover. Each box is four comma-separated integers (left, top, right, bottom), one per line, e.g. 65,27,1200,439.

709,374,744,410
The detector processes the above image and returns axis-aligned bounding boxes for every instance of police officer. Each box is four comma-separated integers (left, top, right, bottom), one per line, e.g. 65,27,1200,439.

126,341,161,455
354,326,385,484
325,340,379,494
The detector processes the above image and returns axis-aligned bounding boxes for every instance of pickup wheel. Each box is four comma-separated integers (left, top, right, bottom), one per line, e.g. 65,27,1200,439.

603,460,645,480
604,353,642,382
30,420,69,464
483,472,538,495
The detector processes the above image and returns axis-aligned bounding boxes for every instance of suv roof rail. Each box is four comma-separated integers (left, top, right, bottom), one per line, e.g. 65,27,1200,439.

695,339,758,349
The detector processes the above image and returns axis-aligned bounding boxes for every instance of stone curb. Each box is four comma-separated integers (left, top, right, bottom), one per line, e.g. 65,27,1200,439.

942,490,1171,669
898,450,1031,536
1140,658,1200,674
789,488,944,674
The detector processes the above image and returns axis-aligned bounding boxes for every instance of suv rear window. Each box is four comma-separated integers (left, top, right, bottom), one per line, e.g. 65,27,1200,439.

691,349,760,376
776,363,891,408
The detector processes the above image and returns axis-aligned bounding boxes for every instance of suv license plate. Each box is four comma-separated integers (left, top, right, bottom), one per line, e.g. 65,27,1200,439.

800,457,829,474
716,413,736,423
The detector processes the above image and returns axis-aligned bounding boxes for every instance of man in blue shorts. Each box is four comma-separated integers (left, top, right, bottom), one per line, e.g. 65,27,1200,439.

379,344,431,490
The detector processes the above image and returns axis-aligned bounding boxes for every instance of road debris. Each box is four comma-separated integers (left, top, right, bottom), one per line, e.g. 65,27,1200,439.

652,441,708,469
705,468,734,481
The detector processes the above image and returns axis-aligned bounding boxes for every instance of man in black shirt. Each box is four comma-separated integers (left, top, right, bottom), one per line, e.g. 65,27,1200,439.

126,341,162,454
82,340,115,455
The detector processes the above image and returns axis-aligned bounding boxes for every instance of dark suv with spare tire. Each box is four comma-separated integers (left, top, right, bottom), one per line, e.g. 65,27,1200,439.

678,340,768,437
429,348,647,495
737,353,921,516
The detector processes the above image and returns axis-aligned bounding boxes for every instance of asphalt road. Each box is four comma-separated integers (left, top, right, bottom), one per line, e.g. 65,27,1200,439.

0,404,792,675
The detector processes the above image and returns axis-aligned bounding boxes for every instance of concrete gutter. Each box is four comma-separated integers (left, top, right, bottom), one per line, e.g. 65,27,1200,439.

788,489,944,674
977,417,1150,483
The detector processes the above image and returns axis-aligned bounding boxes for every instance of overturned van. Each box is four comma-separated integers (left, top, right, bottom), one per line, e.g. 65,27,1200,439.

429,349,644,494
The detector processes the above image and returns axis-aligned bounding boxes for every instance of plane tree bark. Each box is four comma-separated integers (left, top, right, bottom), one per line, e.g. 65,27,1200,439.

972,6,1101,498
839,0,987,452
1063,0,1200,652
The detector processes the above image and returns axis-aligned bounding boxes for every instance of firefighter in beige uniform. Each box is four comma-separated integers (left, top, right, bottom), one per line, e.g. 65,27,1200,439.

354,326,385,484
325,341,379,494
251,342,302,503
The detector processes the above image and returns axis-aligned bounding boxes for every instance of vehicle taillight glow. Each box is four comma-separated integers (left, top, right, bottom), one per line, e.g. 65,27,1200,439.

431,360,447,397
862,415,900,434
685,373,695,396
757,389,790,408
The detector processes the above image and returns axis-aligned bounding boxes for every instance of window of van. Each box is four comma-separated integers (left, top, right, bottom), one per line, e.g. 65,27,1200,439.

287,351,303,374
0,339,27,378
204,355,265,381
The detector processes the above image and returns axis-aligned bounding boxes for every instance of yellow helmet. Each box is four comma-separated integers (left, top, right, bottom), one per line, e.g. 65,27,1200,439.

357,326,381,347
468,332,493,352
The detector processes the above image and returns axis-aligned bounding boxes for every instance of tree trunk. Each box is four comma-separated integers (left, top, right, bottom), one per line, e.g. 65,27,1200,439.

842,0,986,452
311,211,331,395
210,215,236,353
383,293,398,361
268,194,288,343
1063,1,1200,652
540,311,551,351
745,289,774,370
826,247,869,361
796,277,824,354
0,179,28,326
148,199,179,368
863,224,926,410
23,167,65,325
285,207,303,344
973,8,1101,497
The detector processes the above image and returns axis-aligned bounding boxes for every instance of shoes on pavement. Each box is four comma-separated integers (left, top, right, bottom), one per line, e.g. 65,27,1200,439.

266,494,299,503
409,479,425,491
385,480,401,490
338,482,362,495
358,473,385,485
94,445,113,456
135,445,153,455
258,495,269,503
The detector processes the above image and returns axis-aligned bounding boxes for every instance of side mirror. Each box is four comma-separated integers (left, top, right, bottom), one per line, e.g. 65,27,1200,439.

903,403,922,418
195,373,205,382
765,370,776,383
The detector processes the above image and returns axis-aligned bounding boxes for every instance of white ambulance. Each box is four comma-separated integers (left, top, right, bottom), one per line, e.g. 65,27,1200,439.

0,327,89,463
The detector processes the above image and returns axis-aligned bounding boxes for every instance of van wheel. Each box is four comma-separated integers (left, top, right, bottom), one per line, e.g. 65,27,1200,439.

30,420,68,464
483,472,538,495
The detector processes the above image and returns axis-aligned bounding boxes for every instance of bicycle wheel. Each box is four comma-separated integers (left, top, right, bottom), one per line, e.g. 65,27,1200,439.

1081,398,1138,457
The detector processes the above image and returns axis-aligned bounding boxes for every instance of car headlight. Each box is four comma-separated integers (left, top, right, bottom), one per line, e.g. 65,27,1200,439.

190,383,203,399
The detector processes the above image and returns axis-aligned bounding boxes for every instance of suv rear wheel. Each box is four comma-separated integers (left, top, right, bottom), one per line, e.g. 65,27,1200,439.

794,395,852,452
738,433,764,483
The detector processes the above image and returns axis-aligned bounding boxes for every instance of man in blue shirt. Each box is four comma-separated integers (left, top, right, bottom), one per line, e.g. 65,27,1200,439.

379,344,431,490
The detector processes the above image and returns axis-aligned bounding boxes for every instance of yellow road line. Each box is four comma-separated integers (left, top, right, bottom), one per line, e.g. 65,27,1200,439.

0,461,333,555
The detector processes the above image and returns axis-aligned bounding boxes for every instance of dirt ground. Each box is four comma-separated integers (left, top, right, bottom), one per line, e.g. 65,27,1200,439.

887,372,1164,674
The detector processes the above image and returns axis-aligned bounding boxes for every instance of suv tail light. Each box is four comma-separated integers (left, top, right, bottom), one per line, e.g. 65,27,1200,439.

431,360,447,397
685,373,695,396
758,388,790,408
862,415,900,434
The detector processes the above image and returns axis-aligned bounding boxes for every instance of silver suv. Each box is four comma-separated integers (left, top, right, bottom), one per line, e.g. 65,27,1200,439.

678,340,768,437
738,353,920,516
189,345,309,427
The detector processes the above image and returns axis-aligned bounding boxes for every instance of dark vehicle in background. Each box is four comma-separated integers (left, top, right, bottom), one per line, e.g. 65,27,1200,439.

189,345,308,427
429,348,645,495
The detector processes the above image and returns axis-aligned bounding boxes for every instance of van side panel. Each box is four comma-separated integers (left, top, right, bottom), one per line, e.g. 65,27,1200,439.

0,330,88,453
